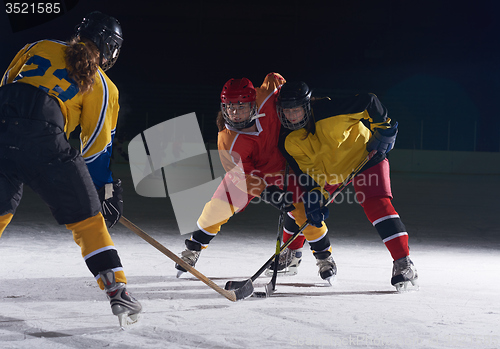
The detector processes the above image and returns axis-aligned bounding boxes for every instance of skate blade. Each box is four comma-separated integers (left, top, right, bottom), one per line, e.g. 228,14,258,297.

264,268,299,277
324,275,336,286
394,279,419,293
176,270,185,278
118,312,140,330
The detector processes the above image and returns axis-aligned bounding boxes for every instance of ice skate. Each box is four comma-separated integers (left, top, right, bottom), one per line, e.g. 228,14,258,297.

99,269,142,329
264,248,302,277
175,239,202,277
391,255,419,292
315,251,337,285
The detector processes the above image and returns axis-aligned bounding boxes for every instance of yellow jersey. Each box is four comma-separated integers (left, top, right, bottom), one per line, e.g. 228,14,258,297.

280,93,391,196
1,39,119,188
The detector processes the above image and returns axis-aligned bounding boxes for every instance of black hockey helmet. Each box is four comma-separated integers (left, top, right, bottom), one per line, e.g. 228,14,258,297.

276,81,312,130
76,11,123,71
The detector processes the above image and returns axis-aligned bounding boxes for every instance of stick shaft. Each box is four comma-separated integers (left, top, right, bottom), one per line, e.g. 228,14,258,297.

119,216,238,302
268,163,289,292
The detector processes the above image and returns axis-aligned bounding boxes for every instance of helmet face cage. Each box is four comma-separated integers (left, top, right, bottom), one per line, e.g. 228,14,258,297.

220,78,258,129
99,32,122,71
76,11,123,71
277,98,311,130
221,101,258,129
277,82,312,130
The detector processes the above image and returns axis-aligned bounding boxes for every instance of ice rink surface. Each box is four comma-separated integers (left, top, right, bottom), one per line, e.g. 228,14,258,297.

1,163,499,349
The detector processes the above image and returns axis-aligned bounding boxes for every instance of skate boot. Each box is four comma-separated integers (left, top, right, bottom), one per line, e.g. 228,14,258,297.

315,251,337,285
99,269,142,329
391,255,419,292
175,239,202,277
265,248,302,276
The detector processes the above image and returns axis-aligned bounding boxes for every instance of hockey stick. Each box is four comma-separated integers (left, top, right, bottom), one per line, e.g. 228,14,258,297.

119,216,253,301
264,163,290,297
225,150,379,294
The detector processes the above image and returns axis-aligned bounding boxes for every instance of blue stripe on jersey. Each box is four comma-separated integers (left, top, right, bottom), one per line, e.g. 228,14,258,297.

82,70,108,156
85,129,114,163
85,134,114,190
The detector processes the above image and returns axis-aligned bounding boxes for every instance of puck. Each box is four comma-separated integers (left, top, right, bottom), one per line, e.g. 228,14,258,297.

252,291,267,298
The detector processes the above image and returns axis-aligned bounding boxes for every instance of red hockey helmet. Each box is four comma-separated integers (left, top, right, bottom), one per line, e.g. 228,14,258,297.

220,78,256,104
220,78,258,129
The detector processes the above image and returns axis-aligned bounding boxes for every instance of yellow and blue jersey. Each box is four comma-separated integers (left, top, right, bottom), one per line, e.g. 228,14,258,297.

1,39,118,189
279,93,391,196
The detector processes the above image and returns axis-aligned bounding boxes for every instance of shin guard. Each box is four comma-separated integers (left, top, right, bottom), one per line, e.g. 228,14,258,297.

0,213,13,238
362,196,409,260
283,212,306,250
67,213,126,289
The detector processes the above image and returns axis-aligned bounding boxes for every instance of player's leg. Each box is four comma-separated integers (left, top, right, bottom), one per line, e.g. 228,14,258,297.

31,153,142,318
265,212,306,276
8,85,141,318
354,158,418,290
291,202,336,283
264,174,307,276
0,85,25,238
176,175,252,274
175,197,234,274
0,174,23,238
0,213,13,238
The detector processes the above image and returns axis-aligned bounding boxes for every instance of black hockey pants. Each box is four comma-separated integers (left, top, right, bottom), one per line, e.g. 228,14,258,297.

0,82,101,224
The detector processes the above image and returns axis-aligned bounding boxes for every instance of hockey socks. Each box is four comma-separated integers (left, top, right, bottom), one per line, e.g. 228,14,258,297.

67,213,126,289
283,230,306,250
362,197,410,260
283,213,306,250
0,213,13,238
191,229,216,248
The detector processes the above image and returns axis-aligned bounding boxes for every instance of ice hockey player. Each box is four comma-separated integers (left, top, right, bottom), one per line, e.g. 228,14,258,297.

174,74,342,284
276,81,419,291
0,11,141,326
175,73,314,279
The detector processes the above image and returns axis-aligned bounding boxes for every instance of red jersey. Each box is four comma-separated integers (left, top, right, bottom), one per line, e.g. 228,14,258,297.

217,72,286,197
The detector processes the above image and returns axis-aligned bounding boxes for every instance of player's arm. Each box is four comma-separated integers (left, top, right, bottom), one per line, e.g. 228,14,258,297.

279,132,329,227
360,93,398,153
217,132,267,197
256,72,286,109
278,130,325,194
79,71,119,189
79,71,122,227
326,93,396,154
221,152,268,197
360,93,392,131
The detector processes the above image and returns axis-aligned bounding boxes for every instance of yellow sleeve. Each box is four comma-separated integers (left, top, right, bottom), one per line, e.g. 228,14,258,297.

79,69,119,188
79,69,119,160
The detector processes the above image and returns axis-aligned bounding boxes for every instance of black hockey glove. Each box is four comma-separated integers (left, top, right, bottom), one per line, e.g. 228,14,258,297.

303,189,329,228
260,185,295,212
367,122,398,154
98,179,123,228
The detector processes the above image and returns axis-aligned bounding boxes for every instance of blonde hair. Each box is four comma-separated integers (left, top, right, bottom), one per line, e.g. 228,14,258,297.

64,37,100,94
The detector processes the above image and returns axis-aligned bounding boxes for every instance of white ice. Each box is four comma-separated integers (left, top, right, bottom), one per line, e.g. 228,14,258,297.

1,164,499,349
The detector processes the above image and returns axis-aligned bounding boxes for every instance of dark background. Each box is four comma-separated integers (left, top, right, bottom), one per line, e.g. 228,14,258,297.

2,0,499,151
